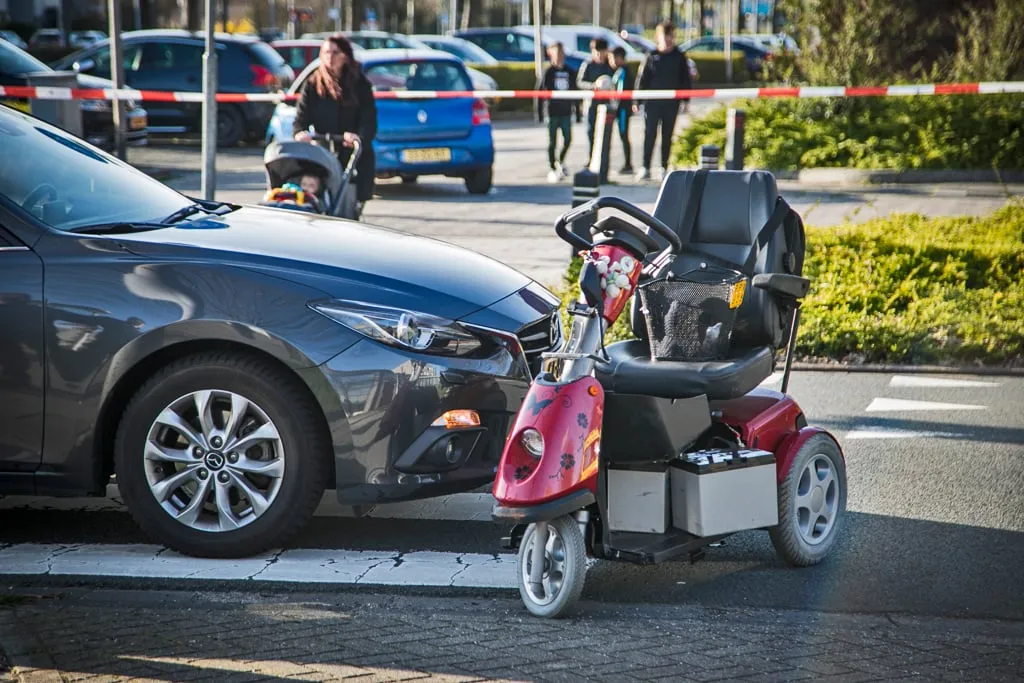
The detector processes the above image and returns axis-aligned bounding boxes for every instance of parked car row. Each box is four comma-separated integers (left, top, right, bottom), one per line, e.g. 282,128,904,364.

51,29,295,146
0,38,148,151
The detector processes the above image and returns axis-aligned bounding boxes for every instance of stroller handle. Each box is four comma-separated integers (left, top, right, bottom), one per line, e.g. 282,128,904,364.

307,131,362,175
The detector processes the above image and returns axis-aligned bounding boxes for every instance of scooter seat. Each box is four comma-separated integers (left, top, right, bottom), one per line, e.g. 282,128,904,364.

595,340,774,401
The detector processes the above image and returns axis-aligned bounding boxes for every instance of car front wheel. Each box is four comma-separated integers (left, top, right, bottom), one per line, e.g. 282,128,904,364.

114,352,330,558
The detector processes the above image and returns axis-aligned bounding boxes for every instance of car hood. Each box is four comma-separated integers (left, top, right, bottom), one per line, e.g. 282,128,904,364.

115,205,534,321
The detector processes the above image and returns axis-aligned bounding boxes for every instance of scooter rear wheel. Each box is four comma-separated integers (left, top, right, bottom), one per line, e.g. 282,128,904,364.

517,515,587,618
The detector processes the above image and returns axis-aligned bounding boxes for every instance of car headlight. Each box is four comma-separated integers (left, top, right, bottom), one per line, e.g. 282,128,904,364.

310,300,483,356
80,99,111,112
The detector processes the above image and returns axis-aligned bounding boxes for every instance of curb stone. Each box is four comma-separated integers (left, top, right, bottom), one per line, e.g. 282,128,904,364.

775,168,1024,186
787,361,1024,377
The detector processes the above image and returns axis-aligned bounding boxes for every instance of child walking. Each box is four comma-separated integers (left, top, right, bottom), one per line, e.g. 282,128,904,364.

536,42,581,183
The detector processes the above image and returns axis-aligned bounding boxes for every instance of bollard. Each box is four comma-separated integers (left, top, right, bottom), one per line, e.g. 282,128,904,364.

27,72,82,138
588,103,614,184
726,108,745,170
699,144,720,169
569,168,600,261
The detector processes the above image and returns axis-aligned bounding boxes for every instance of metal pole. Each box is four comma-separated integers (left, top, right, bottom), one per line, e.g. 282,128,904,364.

406,0,414,33
592,0,598,26
724,0,733,82
107,0,126,160
201,0,218,200
269,0,276,31
132,0,142,29
685,0,693,40
449,0,456,32
286,0,295,38
336,0,343,31
533,0,543,80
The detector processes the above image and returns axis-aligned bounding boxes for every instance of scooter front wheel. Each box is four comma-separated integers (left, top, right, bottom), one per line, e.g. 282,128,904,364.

517,515,587,618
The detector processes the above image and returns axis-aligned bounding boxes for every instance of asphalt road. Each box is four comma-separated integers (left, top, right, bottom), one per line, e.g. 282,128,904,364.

126,119,1024,289
4,370,1022,622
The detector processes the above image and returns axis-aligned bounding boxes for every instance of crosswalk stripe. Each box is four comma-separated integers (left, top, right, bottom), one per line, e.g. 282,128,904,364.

844,426,967,440
0,543,516,588
865,397,988,412
0,488,496,521
889,375,1001,389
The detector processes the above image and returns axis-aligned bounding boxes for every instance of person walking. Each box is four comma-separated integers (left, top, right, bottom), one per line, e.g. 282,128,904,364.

576,37,615,165
610,46,633,175
633,21,692,181
536,42,581,183
293,33,377,216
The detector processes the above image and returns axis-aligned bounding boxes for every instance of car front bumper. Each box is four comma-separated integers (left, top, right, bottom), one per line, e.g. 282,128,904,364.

307,338,531,505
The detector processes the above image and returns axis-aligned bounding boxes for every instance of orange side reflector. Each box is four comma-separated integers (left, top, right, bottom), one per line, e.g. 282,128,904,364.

432,410,481,429
729,280,747,309
588,385,600,397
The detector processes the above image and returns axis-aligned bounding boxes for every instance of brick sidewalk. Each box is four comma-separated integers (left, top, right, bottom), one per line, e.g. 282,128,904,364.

2,589,1022,683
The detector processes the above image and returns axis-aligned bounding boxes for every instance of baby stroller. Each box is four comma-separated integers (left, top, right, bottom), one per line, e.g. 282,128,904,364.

261,130,363,220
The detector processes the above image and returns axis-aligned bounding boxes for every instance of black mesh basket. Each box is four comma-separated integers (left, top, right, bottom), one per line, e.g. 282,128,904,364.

637,267,746,362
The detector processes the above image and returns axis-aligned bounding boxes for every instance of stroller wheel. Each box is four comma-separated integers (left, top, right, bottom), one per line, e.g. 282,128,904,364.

517,515,587,618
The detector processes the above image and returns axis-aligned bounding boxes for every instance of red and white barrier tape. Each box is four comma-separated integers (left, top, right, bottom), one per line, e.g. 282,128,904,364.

2,82,1024,104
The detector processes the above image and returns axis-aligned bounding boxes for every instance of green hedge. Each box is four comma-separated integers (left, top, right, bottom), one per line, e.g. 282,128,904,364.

671,94,1024,171
560,201,1024,366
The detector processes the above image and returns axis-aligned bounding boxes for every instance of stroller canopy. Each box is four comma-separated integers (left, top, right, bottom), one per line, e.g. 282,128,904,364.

264,141,344,200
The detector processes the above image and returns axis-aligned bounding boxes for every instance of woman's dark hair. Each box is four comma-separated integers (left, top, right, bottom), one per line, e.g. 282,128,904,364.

314,33,360,105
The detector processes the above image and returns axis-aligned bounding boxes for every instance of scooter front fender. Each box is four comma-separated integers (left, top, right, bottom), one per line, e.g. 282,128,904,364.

493,377,603,508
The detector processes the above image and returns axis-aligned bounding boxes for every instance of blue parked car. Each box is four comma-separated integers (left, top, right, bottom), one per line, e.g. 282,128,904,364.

266,49,495,194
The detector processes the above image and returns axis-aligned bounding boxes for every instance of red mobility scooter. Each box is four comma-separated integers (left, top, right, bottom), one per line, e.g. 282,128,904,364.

493,169,847,618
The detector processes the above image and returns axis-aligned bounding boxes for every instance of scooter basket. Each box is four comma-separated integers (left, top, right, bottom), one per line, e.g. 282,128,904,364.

637,267,745,362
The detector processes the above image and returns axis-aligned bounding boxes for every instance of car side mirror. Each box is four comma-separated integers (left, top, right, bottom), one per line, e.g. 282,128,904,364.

74,58,95,73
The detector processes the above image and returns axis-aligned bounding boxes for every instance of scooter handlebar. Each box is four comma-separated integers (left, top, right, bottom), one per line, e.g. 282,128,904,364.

555,196,683,255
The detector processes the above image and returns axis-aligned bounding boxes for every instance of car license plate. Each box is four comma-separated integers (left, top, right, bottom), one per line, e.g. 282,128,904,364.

401,148,451,163
129,115,147,130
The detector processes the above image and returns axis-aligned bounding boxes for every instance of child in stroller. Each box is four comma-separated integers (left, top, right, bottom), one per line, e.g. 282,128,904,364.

261,131,363,219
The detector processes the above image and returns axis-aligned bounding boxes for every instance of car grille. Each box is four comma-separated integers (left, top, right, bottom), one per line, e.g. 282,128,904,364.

517,312,561,375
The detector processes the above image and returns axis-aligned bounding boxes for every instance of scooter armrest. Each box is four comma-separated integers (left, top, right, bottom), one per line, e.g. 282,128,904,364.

752,273,810,301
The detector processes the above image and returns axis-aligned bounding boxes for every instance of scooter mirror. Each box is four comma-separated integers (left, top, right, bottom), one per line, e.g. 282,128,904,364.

579,260,604,309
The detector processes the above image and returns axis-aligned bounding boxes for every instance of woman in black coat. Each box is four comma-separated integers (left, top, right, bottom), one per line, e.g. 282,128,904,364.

293,34,377,208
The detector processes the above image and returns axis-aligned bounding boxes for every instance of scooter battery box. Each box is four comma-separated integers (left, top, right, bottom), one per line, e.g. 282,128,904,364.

670,448,778,537
607,466,669,534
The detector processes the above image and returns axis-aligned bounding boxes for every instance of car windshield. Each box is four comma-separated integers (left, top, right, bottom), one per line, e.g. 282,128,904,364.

0,38,50,75
364,59,471,91
0,108,193,231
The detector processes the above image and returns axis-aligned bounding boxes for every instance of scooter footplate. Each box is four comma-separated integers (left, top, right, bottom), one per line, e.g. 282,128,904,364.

606,529,730,565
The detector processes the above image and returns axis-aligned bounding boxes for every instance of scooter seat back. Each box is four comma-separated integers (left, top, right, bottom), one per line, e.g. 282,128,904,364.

633,170,806,351
598,170,805,401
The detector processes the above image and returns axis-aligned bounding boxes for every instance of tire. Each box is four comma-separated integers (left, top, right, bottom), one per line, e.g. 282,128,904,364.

769,433,847,566
517,516,587,618
216,106,245,147
114,352,330,558
464,166,493,195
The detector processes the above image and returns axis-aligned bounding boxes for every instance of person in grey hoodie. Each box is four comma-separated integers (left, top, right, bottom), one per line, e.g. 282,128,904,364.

634,21,693,181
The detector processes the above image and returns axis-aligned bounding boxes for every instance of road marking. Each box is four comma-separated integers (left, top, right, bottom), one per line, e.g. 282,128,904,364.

865,397,988,412
0,488,496,521
0,543,516,588
889,375,1001,389
845,426,968,440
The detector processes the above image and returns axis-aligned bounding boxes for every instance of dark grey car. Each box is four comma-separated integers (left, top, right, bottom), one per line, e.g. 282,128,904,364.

0,106,559,557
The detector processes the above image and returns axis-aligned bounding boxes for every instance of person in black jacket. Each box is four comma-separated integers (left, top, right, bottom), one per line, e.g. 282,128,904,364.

634,21,692,181
536,42,581,182
576,38,615,164
293,34,377,211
